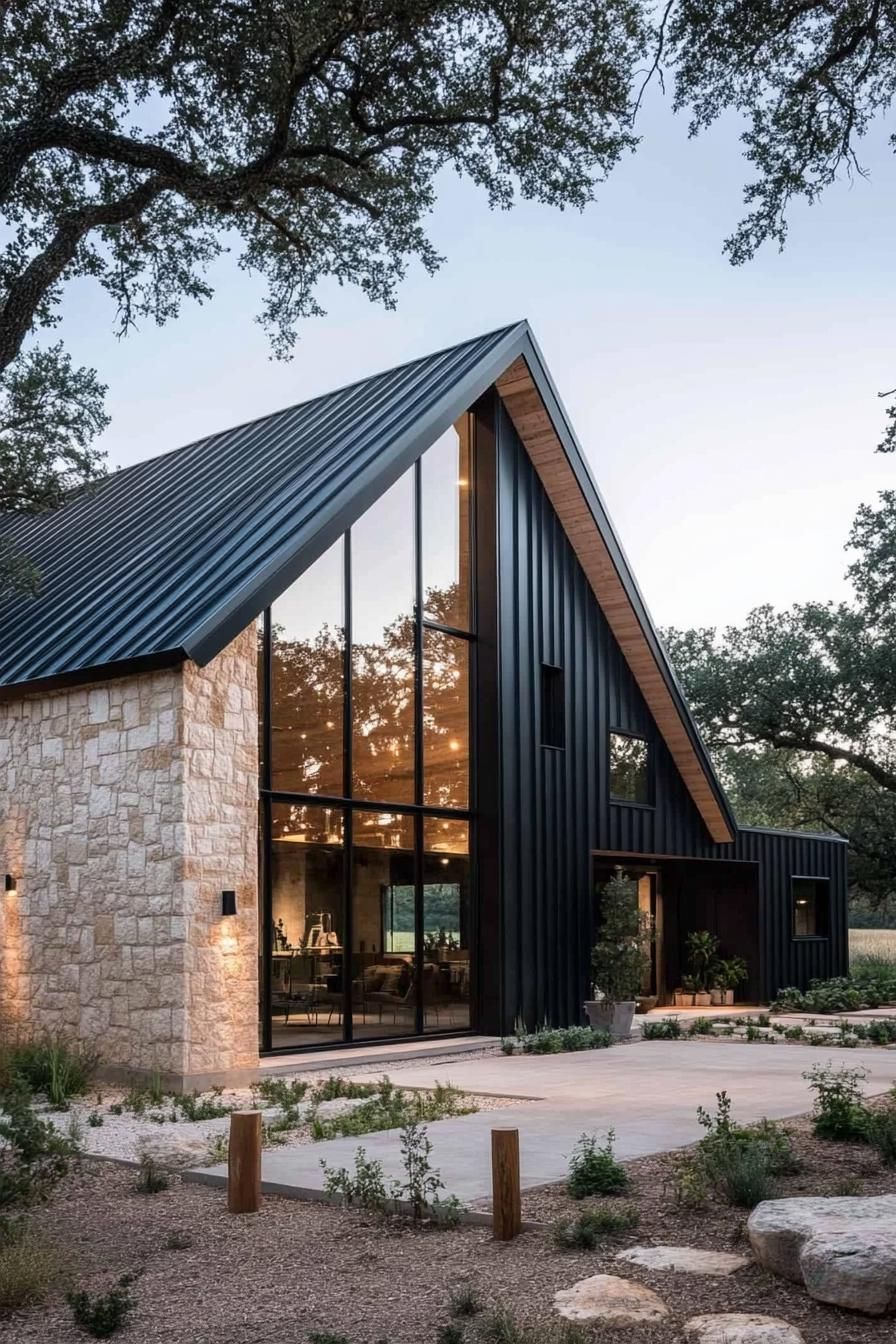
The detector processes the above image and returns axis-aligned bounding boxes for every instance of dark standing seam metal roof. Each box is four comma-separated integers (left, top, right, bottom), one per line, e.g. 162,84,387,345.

0,317,735,837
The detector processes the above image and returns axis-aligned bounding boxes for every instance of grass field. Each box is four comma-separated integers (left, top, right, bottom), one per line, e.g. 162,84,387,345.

850,927,896,967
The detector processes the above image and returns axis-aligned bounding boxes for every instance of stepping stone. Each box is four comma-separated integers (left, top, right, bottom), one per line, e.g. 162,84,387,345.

616,1244,751,1276
685,1314,805,1344
138,1134,216,1169
313,1096,372,1119
554,1274,668,1324
748,1194,896,1315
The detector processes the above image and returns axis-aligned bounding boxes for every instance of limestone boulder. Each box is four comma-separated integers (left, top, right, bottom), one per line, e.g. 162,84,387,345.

748,1195,896,1315
553,1274,668,1325
685,1314,805,1344
616,1245,751,1276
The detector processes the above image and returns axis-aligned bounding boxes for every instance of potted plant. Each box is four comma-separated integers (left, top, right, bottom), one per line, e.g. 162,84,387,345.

715,956,748,1006
585,867,653,1040
677,976,697,1007
685,930,720,1007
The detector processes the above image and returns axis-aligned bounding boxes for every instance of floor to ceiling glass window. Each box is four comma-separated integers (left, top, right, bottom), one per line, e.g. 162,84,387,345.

258,415,475,1050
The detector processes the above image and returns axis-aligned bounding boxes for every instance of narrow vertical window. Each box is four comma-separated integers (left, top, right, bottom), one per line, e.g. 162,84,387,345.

609,730,651,804
792,878,830,938
541,663,565,749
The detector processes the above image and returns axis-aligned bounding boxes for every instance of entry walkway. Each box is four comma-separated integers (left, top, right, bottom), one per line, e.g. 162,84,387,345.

187,1039,896,1204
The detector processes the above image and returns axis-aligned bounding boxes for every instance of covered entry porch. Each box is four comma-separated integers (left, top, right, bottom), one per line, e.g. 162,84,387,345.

593,853,761,1007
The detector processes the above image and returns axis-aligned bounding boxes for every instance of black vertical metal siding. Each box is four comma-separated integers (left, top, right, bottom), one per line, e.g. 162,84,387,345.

492,402,848,1030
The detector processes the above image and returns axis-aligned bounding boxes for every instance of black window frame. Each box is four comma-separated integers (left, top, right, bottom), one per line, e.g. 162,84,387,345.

791,875,831,941
257,414,478,1054
608,728,654,808
540,662,565,750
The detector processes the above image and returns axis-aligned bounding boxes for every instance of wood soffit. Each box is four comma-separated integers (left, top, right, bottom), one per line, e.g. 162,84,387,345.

495,356,734,845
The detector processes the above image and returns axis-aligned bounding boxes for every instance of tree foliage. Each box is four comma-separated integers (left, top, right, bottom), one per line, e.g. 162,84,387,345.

665,491,896,904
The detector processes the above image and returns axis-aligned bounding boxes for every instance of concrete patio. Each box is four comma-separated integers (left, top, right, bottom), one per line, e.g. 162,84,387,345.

186,1037,896,1204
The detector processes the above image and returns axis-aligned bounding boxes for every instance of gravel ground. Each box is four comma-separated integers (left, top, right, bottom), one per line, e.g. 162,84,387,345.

37,1068,525,1164
3,1108,894,1344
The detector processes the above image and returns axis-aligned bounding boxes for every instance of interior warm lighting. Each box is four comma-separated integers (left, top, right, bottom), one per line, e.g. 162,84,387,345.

448,739,460,752
4,874,16,894
221,890,237,917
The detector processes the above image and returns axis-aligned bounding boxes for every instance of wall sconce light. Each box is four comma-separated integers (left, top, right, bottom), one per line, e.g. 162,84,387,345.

4,874,16,894
221,890,237,917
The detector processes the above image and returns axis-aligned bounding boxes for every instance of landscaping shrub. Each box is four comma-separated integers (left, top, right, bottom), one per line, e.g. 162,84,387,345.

804,1063,870,1142
448,1285,483,1318
312,1076,377,1103
867,1105,896,1166
687,1017,716,1037
310,1079,475,1141
67,1274,137,1338
475,1307,587,1344
134,1156,169,1195
686,1092,798,1208
321,1121,463,1225
0,1082,79,1223
501,1026,610,1055
552,1205,639,1249
566,1130,628,1199
641,1017,682,1040
773,973,896,1015
6,1036,99,1108
173,1090,232,1122
437,1325,465,1344
0,1226,64,1315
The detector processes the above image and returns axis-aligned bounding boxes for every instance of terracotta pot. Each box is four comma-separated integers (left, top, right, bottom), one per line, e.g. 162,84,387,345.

674,992,695,1007
710,989,723,1006
694,991,712,1007
724,989,735,1006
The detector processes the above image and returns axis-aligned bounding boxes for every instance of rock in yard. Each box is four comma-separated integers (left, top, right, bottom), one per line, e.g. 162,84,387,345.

313,1096,373,1120
748,1194,896,1315
616,1245,751,1276
685,1314,805,1344
554,1274,668,1325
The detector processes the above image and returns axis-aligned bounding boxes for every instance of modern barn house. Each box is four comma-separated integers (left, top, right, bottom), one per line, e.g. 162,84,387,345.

0,322,847,1087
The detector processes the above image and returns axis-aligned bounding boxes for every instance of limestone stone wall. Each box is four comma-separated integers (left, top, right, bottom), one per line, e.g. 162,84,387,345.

0,626,258,1087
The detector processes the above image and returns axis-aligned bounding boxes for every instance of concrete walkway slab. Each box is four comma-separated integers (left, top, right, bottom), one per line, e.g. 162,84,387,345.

187,1040,896,1204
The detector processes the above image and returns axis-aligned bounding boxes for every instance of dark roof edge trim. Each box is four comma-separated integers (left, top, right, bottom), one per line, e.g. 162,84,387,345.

0,649,185,704
183,322,530,666
738,823,849,845
515,328,738,842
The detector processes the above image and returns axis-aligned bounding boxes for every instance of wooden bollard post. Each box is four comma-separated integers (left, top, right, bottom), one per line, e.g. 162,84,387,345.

228,1110,262,1214
491,1128,521,1241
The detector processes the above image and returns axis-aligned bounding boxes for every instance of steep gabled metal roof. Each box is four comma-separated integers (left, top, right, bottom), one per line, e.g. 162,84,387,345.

0,318,736,840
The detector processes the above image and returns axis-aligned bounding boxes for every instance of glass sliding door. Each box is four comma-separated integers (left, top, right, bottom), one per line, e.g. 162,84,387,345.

257,415,477,1052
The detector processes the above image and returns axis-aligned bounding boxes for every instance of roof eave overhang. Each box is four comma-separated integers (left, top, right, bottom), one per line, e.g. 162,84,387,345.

0,648,186,703
495,334,737,845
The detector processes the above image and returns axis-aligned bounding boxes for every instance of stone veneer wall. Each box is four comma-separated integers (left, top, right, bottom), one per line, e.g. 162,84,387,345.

0,626,258,1088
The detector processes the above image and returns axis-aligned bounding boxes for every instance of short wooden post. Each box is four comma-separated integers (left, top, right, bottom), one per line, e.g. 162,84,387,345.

228,1110,262,1214
491,1127,521,1241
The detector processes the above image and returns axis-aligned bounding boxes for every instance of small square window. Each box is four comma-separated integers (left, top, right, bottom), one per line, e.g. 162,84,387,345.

540,664,565,749
792,877,830,939
609,731,651,804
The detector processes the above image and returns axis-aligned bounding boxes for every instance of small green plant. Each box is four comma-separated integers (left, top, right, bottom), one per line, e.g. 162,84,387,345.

668,1154,708,1208
506,1026,610,1055
475,1307,587,1344
868,1104,896,1166
6,1035,99,1107
0,1227,64,1314
566,1130,628,1199
642,1017,682,1040
833,1176,863,1196
108,1103,123,1116
0,1082,79,1218
804,1063,870,1142
690,1092,798,1208
87,1111,104,1128
685,930,720,993
309,1078,475,1141
135,1155,169,1194
164,1230,192,1250
173,1092,232,1122
687,1017,716,1036
206,1134,229,1164
322,1146,390,1213
437,1325,466,1344
256,1076,311,1109
552,1205,639,1249
67,1274,137,1338
783,1025,804,1041
449,1285,482,1318
756,1012,771,1027
322,1121,462,1224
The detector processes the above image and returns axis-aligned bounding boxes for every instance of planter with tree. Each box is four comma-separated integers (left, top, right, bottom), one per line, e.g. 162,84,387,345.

714,956,749,1006
685,930,720,1007
586,868,653,1040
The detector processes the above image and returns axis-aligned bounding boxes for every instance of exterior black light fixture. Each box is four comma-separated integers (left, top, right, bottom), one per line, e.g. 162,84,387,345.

221,890,237,917
4,874,16,894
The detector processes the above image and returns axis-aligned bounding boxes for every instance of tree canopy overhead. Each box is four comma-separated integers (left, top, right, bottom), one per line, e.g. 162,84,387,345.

5,1,896,588
665,491,896,905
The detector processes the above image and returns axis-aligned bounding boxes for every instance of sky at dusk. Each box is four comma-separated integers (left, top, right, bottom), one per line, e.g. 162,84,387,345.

53,88,895,633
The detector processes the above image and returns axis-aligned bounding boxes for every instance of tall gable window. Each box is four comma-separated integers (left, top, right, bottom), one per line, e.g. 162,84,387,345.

609,731,651,805
792,877,830,939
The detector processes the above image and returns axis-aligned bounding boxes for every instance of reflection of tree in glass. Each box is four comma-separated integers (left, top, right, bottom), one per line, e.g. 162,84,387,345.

609,734,649,803
265,583,468,809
